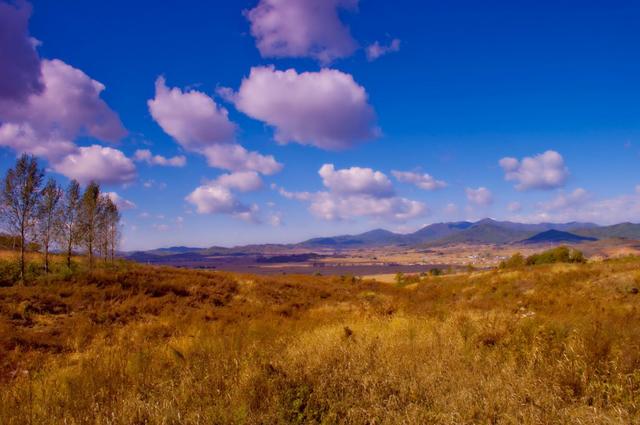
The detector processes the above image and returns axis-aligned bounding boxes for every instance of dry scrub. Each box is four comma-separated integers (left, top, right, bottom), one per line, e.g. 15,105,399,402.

1,254,639,424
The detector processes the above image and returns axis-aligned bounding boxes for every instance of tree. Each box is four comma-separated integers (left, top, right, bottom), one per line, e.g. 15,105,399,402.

0,154,44,284
79,181,101,268
58,180,81,269
37,178,63,274
104,197,121,262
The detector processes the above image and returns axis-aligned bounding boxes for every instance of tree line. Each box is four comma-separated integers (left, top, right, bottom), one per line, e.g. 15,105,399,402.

0,154,122,284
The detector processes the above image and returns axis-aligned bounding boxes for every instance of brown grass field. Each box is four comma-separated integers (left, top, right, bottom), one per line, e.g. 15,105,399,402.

1,251,640,424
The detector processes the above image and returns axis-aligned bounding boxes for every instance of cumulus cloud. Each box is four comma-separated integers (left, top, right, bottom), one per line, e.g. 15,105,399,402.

148,76,235,149
245,0,358,63
499,150,569,191
148,76,281,174
276,164,427,222
201,144,282,175
223,66,378,150
0,1,43,102
0,59,126,143
105,192,136,210
52,145,136,185
366,38,401,61
0,123,75,162
391,170,447,191
466,187,493,206
134,149,186,167
319,163,393,197
185,171,263,221
215,171,263,192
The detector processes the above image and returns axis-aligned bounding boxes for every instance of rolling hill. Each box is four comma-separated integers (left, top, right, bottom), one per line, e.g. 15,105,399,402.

520,229,598,244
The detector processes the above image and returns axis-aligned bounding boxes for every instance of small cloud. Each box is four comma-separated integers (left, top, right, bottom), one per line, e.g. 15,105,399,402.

392,170,447,191
466,187,493,206
499,150,569,191
105,192,136,210
366,38,401,61
134,149,186,167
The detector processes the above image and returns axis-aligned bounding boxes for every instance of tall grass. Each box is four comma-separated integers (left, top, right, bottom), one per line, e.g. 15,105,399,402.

1,253,639,424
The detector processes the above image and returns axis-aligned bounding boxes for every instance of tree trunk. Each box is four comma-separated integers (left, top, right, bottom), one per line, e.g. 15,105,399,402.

66,238,72,269
44,245,49,274
19,227,25,286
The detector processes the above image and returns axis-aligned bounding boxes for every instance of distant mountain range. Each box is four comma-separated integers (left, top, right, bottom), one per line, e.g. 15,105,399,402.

130,219,640,259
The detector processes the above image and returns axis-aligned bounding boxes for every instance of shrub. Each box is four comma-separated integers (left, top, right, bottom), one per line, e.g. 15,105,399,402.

525,246,586,266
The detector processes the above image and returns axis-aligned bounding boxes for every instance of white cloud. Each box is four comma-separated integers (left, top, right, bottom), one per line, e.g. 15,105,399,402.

366,38,401,61
215,171,263,192
223,66,378,150
52,145,136,185
105,192,136,210
185,171,263,221
0,59,126,144
245,0,358,64
0,123,75,162
148,76,235,149
466,187,493,206
201,143,282,175
134,149,186,167
276,164,427,222
392,170,447,191
319,164,394,197
499,150,569,191
514,188,640,225
149,76,281,175
444,203,458,215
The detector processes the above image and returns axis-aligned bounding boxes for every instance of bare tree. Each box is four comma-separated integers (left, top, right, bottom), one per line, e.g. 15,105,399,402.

37,178,63,274
0,154,44,284
58,179,81,269
79,181,100,269
104,197,121,262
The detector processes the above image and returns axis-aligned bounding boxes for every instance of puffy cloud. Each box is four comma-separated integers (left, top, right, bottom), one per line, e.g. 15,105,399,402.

185,171,263,221
466,187,493,206
444,203,458,215
0,59,126,143
0,123,75,162
366,38,401,61
149,76,281,175
223,66,378,150
201,144,282,175
319,164,393,197
392,170,447,191
52,145,136,185
148,76,235,149
134,149,186,167
245,0,358,63
499,150,569,191
0,1,43,102
215,171,263,192
105,192,136,210
308,192,426,221
276,164,427,222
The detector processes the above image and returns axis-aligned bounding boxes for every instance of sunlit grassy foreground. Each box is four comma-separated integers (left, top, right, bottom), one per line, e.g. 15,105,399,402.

1,254,640,424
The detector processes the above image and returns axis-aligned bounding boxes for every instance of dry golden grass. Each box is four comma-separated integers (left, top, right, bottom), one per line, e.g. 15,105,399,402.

1,252,639,424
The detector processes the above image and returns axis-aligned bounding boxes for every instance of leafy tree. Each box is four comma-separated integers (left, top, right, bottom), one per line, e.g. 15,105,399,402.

37,178,63,274
58,180,81,269
0,154,44,284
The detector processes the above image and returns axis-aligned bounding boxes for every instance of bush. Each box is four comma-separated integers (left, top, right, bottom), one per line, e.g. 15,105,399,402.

499,253,526,269
525,246,586,266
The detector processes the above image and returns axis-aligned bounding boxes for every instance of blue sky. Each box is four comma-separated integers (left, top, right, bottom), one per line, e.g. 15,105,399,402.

1,0,639,250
